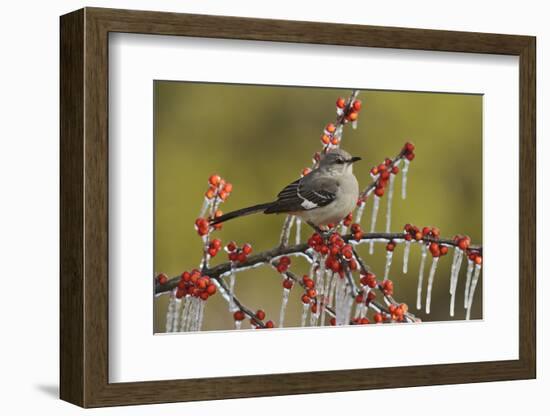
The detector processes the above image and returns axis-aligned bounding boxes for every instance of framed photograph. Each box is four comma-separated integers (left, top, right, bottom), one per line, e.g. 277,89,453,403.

60,7,536,407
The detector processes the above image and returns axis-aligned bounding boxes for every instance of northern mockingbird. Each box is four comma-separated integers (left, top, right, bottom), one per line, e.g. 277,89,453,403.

210,148,361,231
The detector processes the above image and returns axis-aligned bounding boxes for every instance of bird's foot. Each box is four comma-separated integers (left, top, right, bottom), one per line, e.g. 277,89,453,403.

306,221,335,241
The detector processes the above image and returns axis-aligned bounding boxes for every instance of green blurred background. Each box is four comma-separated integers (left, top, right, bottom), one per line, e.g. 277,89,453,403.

154,81,482,333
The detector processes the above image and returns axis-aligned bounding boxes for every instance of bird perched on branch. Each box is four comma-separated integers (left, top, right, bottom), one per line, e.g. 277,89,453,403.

210,148,361,231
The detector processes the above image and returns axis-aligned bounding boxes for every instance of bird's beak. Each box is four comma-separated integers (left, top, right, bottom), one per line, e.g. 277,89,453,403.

349,156,362,163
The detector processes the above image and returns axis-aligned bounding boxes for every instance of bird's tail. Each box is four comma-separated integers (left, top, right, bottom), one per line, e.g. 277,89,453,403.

210,202,273,225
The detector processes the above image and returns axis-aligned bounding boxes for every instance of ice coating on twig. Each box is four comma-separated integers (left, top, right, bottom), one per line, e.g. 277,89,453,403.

279,215,295,247
401,159,410,199
228,265,237,312
295,217,302,245
369,196,380,254
355,201,367,224
425,257,440,314
417,245,428,310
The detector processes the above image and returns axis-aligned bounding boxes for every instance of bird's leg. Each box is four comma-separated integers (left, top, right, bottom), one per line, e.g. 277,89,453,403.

306,221,335,241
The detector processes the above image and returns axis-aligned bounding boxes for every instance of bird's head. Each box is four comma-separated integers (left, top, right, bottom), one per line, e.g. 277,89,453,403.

318,148,361,175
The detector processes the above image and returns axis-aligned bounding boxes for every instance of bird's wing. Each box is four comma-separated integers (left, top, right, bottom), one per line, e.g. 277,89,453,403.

265,174,337,213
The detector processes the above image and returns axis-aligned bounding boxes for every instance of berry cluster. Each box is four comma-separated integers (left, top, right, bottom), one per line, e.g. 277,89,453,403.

307,232,358,274
226,241,253,263
402,141,416,161
370,158,400,197
454,235,482,264
175,270,217,300
205,174,233,201
319,97,362,147
350,223,364,241
336,96,362,122
388,303,409,322
275,256,291,273
194,174,233,236
207,238,222,257
300,275,318,305
403,224,449,257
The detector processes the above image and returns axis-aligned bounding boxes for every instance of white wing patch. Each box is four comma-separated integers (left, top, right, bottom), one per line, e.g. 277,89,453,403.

301,199,318,209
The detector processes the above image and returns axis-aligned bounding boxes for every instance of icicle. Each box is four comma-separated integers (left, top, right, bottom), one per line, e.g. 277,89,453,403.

385,174,396,233
416,245,428,310
172,298,183,331
449,250,464,317
320,272,335,326
295,217,302,245
196,300,206,331
466,264,482,320
464,259,475,309
355,200,366,224
425,257,440,314
178,298,188,332
279,288,290,328
383,250,393,280
301,303,309,327
234,319,242,330
369,196,380,254
401,159,410,199
403,240,411,274
228,264,237,312
165,291,178,332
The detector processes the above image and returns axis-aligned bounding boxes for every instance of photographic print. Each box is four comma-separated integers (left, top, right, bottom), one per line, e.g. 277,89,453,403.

154,82,482,333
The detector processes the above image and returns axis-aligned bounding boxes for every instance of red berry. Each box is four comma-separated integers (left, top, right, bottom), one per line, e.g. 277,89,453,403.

330,317,336,326
233,310,245,321
301,294,311,304
458,237,470,251
475,255,483,265
206,284,216,295
265,320,275,328
223,182,233,193
374,313,383,323
255,309,266,320
405,142,415,152
336,97,346,108
321,134,331,145
205,188,216,199
226,241,237,252
307,288,317,298
375,187,385,197
175,288,185,299
209,174,221,186
440,245,449,255
326,123,336,133
200,291,209,301
157,273,168,285
242,243,253,255
348,111,358,121
208,248,218,257
283,279,294,290
352,100,362,111
386,242,396,252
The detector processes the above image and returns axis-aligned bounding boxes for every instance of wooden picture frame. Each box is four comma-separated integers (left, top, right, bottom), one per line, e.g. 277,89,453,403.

60,7,536,407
